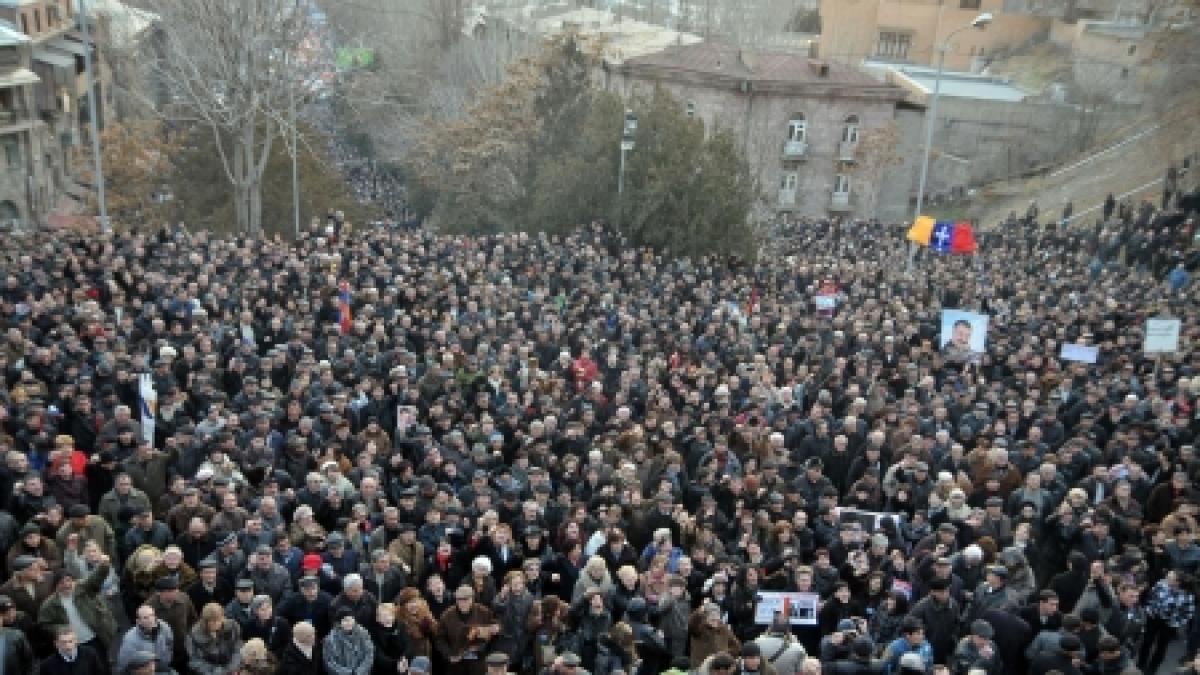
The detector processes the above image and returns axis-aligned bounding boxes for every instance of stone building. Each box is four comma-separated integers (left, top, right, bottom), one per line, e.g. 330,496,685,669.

602,41,920,222
818,0,1051,72
0,0,114,229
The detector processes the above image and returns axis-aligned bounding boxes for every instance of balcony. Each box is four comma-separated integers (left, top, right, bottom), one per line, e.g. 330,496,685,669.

782,140,808,159
838,141,857,162
830,192,853,211
778,188,797,206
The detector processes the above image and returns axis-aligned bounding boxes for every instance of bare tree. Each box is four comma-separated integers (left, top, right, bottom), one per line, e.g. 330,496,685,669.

143,0,314,234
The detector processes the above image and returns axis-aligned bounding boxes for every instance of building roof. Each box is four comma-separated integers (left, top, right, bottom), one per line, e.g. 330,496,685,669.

0,20,28,46
87,0,157,48
866,62,1028,103
493,6,703,63
625,41,885,88
0,67,38,87
1082,20,1149,40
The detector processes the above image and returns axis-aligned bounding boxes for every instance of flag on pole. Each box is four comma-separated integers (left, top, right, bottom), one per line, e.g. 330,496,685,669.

906,216,935,245
906,216,978,254
338,280,352,335
138,373,156,445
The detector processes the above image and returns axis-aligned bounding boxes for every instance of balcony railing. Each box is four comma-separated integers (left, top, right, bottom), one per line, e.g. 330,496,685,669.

830,192,853,211
838,140,857,162
778,189,797,206
782,140,808,159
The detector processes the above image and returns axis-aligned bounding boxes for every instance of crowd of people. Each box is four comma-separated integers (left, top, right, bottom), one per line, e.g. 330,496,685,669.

0,192,1196,675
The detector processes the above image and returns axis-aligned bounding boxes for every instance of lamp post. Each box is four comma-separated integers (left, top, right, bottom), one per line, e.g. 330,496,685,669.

78,0,109,233
616,109,637,235
907,12,992,272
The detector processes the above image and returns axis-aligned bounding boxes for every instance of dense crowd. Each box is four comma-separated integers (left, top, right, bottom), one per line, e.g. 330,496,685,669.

0,196,1197,675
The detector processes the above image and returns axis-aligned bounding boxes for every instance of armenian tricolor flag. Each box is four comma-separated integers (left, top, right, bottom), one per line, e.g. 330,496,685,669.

907,216,978,254
338,280,352,335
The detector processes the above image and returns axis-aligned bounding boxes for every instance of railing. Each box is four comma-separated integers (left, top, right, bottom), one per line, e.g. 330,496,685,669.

782,140,808,159
838,140,857,162
778,189,797,206
830,192,852,210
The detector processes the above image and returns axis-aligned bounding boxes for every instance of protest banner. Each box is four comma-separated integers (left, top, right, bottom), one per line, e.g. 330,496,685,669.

754,591,819,625
1060,343,1099,364
1144,318,1182,354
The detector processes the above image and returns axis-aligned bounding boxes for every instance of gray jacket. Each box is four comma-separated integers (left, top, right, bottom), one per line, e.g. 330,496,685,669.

117,621,175,674
239,563,293,602
187,619,242,675
323,625,374,675
753,633,808,675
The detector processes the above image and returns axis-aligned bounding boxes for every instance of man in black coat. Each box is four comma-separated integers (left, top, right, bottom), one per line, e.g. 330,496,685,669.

1030,634,1084,675
982,608,1032,674
38,627,107,675
277,577,333,640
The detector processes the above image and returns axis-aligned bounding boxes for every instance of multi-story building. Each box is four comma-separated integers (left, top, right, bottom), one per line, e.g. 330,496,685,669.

603,41,920,222
818,0,1051,72
0,0,113,229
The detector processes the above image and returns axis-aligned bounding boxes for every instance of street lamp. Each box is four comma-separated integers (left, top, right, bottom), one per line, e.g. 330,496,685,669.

616,109,637,234
78,0,109,234
907,12,992,272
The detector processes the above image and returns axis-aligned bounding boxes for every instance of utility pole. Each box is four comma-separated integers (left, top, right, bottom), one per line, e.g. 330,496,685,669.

78,0,109,233
289,0,301,238
616,109,637,236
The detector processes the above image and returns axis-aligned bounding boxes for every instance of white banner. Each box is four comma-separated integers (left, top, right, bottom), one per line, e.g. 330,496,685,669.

1145,318,1182,354
754,591,819,625
1060,343,1099,364
138,373,156,445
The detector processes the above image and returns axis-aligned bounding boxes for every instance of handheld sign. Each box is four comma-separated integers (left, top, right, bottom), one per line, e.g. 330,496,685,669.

1060,343,1099,364
1144,318,1181,354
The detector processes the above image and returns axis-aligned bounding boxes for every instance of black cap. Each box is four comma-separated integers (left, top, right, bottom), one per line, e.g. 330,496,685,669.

155,576,180,591
68,504,90,518
741,643,761,658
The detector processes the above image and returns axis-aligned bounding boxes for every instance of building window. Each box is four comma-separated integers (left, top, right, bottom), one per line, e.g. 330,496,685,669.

834,174,851,195
1128,44,1137,56
877,31,913,60
5,140,20,169
19,13,28,34
787,115,807,143
960,0,982,8
842,115,860,144
34,9,41,33
1121,67,1130,78
686,101,696,117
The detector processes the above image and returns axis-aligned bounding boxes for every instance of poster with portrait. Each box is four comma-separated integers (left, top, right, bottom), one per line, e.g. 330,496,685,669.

754,591,819,625
939,309,989,364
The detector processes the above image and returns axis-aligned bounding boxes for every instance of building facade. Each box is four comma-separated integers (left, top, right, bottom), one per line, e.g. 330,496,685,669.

604,42,919,222
0,0,112,229
818,0,1050,72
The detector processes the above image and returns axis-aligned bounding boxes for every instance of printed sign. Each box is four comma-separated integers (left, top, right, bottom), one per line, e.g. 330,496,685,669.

754,591,819,625
940,309,989,364
1060,343,1099,364
1144,318,1181,354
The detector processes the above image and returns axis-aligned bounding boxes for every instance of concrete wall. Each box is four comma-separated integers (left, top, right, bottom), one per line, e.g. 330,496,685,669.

819,0,1051,70
607,69,911,220
929,97,1077,189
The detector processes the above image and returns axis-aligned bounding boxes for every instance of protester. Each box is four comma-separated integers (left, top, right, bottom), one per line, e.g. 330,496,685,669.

0,185,1197,675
